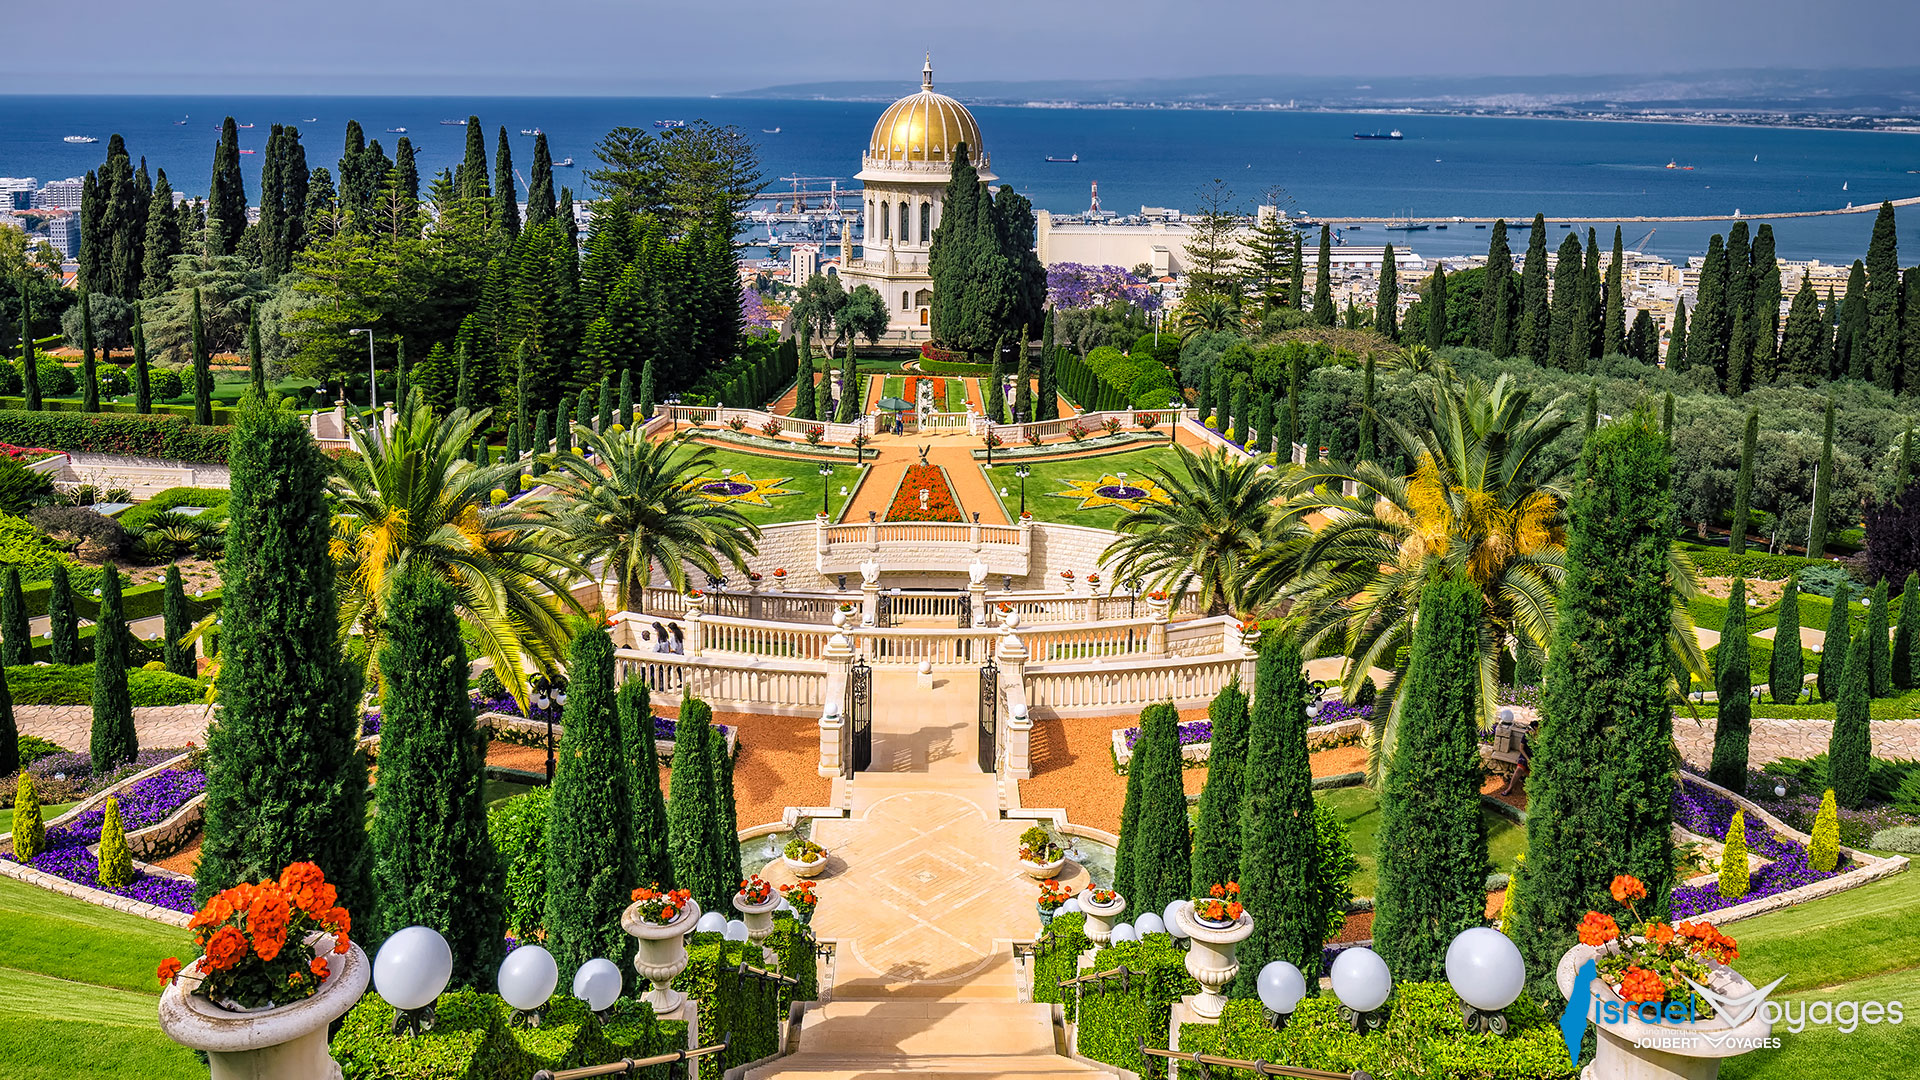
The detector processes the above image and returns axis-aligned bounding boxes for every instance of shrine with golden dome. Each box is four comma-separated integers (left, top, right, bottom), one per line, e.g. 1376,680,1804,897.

839,57,996,342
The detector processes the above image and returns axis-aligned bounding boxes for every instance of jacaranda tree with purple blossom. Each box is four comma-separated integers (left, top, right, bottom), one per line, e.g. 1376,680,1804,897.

1045,263,1157,313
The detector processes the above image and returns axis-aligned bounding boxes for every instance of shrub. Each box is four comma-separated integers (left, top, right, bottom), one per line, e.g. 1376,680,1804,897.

1795,561,1858,598
15,733,65,764
1685,548,1825,580
474,666,508,700
96,795,133,888
29,505,128,558
1809,789,1841,871
11,771,44,860
0,411,231,463
487,787,552,940
96,366,132,398
1717,809,1750,898
0,455,56,516
2,664,201,706
117,487,231,529
1074,935,1198,1073
767,913,819,1006
1868,825,1920,852
1311,800,1360,936
1030,911,1091,1012
671,933,789,1073
0,512,73,582
37,361,76,396
149,368,184,400
334,988,530,1080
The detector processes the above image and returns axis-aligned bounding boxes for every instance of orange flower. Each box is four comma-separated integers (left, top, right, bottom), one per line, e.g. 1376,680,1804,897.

253,924,288,962
1209,883,1226,898
660,904,678,921
279,862,326,892
1610,875,1648,904
1647,922,1676,946
1618,966,1668,1003
334,931,351,955
156,957,183,984
189,895,235,932
1226,901,1244,920
1225,882,1240,895
325,907,351,934
205,926,250,971
309,956,331,980
1578,911,1620,947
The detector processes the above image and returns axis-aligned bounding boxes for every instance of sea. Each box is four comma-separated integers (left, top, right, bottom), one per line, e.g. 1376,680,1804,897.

6,94,1919,264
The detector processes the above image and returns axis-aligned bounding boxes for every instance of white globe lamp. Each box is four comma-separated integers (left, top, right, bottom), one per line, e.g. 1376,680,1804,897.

497,945,559,1024
1445,928,1526,1033
1136,912,1166,936
724,919,750,942
1109,922,1137,943
1330,946,1393,1032
372,926,453,1034
695,911,728,934
1256,961,1307,1027
1161,900,1191,940
573,958,624,1016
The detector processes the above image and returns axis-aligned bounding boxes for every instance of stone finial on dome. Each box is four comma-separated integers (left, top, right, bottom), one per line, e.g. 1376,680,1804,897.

923,53,933,91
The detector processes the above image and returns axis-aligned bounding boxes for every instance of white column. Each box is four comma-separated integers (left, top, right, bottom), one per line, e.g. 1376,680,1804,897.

1147,592,1171,656
818,623,853,778
996,619,1031,779
860,559,881,627
967,561,989,628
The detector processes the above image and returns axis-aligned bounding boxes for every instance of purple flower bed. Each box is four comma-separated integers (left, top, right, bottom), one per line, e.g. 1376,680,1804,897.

1668,776,1843,920
1312,699,1374,725
1121,699,1371,751
1495,684,1542,709
1121,719,1212,751
53,769,206,846
4,844,196,912
465,693,730,742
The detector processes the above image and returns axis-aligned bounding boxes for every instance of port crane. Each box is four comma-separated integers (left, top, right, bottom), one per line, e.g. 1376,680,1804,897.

1629,227,1656,253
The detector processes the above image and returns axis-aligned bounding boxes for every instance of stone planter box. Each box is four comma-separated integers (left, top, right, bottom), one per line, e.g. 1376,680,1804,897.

782,854,829,879
1018,855,1067,880
1111,716,1365,770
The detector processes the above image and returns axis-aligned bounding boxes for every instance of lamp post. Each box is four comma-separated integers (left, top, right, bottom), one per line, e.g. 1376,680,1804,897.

819,462,834,517
349,328,377,411
534,675,567,782
1015,464,1030,516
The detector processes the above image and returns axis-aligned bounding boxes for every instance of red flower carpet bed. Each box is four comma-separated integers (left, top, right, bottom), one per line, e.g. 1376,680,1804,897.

886,463,965,522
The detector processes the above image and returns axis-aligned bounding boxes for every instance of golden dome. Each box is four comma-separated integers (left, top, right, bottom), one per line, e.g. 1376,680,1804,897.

866,58,987,168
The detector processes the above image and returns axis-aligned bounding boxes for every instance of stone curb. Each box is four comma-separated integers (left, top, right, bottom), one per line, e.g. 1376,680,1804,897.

0,854,192,927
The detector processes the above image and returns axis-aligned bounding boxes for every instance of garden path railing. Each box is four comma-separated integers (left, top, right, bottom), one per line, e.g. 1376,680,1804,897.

1136,1043,1369,1080
530,1034,731,1080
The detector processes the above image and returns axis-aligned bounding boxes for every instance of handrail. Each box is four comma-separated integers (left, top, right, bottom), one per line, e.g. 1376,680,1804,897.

1136,1041,1372,1080
530,1033,731,1080
732,960,799,988
1058,963,1134,992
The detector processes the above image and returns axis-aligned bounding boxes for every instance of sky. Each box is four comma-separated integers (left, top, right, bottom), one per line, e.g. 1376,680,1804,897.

8,0,1919,96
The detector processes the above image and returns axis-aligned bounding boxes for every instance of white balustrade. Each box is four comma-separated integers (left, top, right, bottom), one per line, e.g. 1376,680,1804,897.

1023,655,1242,713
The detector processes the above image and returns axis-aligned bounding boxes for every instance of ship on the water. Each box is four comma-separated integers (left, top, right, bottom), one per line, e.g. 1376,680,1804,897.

1046,153,1079,163
440,119,466,126
62,135,98,143
1354,130,1403,140
655,119,685,129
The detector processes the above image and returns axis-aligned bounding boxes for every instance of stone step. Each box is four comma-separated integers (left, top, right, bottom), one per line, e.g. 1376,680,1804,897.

791,1000,1057,1058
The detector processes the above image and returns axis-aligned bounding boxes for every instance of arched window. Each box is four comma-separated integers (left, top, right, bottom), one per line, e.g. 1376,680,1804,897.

879,201,890,241
899,201,910,241
920,202,932,243
902,291,910,310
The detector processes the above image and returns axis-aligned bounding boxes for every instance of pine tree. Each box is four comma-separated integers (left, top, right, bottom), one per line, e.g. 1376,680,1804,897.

1189,679,1251,896
1818,579,1852,703
527,132,557,228
1312,226,1334,326
371,569,505,987
0,569,27,667
1729,410,1757,555
667,699,729,910
1769,572,1804,703
132,306,152,413
1376,244,1399,341
1425,265,1448,351
1780,275,1823,384
1375,574,1488,981
1230,636,1324,993
1894,572,1919,692
196,394,371,920
87,568,137,773
1667,297,1688,371
46,563,78,665
190,289,213,425
162,563,193,678
1516,214,1551,363
1810,398,1834,556
1479,219,1513,354
81,291,99,412
1120,702,1191,919
1828,625,1872,809
1868,578,1892,698
1514,416,1679,983
620,682,674,889
544,626,633,982
1866,202,1901,390
1709,578,1752,792
1603,227,1626,357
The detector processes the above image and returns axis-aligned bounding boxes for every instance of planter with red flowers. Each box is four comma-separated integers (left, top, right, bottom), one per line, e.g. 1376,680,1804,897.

779,881,818,926
156,862,368,1080
1180,882,1252,1019
622,884,701,1014
1079,885,1126,944
1037,879,1076,928
733,874,781,941
1558,874,1770,1080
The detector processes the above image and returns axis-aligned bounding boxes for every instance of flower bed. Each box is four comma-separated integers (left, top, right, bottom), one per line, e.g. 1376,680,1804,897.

3,766,204,914
1668,774,1842,920
8,745,188,807
474,693,733,746
1112,710,1368,770
885,463,963,522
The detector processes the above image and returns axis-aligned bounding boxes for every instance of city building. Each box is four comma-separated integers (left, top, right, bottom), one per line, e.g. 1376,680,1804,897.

0,178,37,211
34,178,84,211
43,209,80,256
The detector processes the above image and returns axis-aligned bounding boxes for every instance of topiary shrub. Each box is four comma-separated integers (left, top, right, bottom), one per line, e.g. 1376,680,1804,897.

1809,789,1841,872
1868,825,1920,853
487,786,552,941
149,368,184,401
11,771,44,860
1075,934,1198,1074
334,987,532,1080
766,913,819,1008
96,795,133,888
1795,561,1858,599
1717,809,1750,899
1030,911,1091,1014
671,932,787,1073
2,664,201,706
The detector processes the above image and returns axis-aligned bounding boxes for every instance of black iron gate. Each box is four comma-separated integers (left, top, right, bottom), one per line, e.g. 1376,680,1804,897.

875,595,894,628
846,658,872,776
978,657,999,773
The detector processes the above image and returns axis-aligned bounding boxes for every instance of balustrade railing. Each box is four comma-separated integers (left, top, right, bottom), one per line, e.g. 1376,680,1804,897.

1021,619,1159,662
659,405,868,444
1024,655,1242,711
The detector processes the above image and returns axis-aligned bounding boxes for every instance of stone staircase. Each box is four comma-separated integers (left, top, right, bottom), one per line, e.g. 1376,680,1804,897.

745,1000,1109,1080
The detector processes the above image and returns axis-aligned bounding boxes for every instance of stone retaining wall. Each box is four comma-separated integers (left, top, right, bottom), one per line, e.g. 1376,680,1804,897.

1109,716,1365,770
127,793,205,860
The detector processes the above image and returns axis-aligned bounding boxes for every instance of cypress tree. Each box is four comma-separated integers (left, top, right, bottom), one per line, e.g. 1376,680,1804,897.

196,393,371,919
1583,384,1598,439
1375,574,1488,982
1519,214,1551,363
371,569,505,987
457,116,490,203
1603,227,1626,357
1286,355,1302,446
1549,232,1585,370
1312,226,1334,326
1725,223,1754,388
1825,286,1845,381
1014,338,1034,422
0,569,27,667
1479,219,1512,353
531,412,551,476
638,357,656,420
1770,573,1805,703
544,626,633,982
1780,275,1823,384
816,372,836,423
1818,579,1852,703
18,293,37,411
1288,234,1305,309
88,568,137,774
553,407,572,456
248,309,265,393
208,117,246,254
986,340,1007,423
596,380,612,431
1868,578,1892,698
493,127,520,237
702,699,741,897
0,659,13,777
1866,202,1901,390
619,681,673,889
1628,309,1657,365
1691,234,1730,387
47,563,78,665
1231,636,1324,993
791,338,813,420
81,291,99,412
1038,342,1060,420
1189,679,1251,896
1357,353,1377,461
1119,702,1191,919
1667,297,1688,371
1582,228,1603,361
1896,573,1920,692
1729,409,1758,555
1662,392,1674,438
454,343,473,413
1425,266,1448,351
162,563,194,678
1828,626,1872,809
1750,225,1781,383
667,699,729,910
618,369,634,428
527,133,557,228
1230,380,1250,447
1376,244,1399,341
190,289,213,425
142,171,181,299
132,306,152,413
1905,268,1920,394
1709,578,1752,792
1195,367,1213,426
575,388,593,429
1810,398,1834,556
1110,707,1149,907
835,344,858,423
1513,416,1679,984
1840,262,1870,381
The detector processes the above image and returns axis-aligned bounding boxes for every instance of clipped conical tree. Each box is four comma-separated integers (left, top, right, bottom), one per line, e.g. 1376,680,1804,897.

1120,702,1190,919
544,626,635,982
1818,580,1853,702
1110,717,1148,904
1374,573,1489,982
370,568,506,988
196,393,371,920
1709,578,1752,793
96,796,132,889
986,341,1007,423
46,563,78,665
1828,626,1872,808
701,699,741,891
619,681,674,890
12,772,44,860
162,563,194,678
790,341,812,421
0,568,29,667
1769,573,1805,704
191,288,213,425
667,699,727,910
1189,678,1251,896
1729,410,1757,555
618,369,635,429
596,380,613,432
1230,635,1324,994
1894,572,1919,692
1868,578,1892,698
88,568,137,774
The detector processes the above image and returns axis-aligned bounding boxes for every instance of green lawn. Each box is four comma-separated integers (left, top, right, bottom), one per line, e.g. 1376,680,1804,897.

880,375,965,412
0,876,199,1080
677,445,862,525
1313,786,1525,900
0,803,76,833
985,444,1185,530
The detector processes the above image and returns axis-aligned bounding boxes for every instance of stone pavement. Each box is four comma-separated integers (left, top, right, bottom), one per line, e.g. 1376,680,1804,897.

1671,715,1920,768
17,703,213,752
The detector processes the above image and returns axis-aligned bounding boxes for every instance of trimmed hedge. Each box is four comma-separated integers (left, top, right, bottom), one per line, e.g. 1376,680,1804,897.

333,988,682,1080
117,487,232,529
1178,986,1573,1080
1031,911,1091,1015
767,913,820,1008
4,663,201,706
671,932,790,1073
487,786,552,940
1685,548,1826,580
0,410,233,463
1074,935,1198,1074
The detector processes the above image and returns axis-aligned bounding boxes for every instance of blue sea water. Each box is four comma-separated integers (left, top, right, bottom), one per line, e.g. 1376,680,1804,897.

5,94,1917,263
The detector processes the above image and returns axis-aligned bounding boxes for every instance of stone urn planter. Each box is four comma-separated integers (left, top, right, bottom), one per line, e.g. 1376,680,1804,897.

783,839,830,879
1079,890,1127,945
1019,853,1067,880
734,888,781,942
158,934,370,1080
623,897,702,1014
1178,905,1254,1019
1557,943,1773,1080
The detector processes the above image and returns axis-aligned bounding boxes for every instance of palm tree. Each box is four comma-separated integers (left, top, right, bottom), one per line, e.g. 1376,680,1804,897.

1178,294,1244,340
1101,446,1299,616
330,402,582,707
530,424,761,613
1263,373,1703,780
